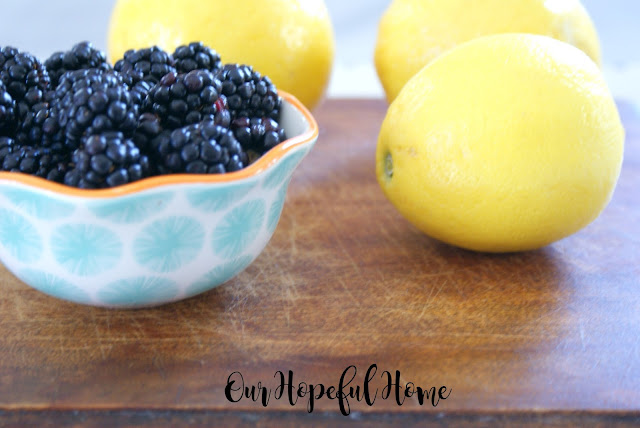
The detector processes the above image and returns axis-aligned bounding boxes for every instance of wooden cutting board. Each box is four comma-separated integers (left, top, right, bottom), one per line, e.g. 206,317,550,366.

0,99,639,427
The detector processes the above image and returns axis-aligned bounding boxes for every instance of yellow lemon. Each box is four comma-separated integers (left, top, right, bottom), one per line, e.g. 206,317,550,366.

108,0,335,110
376,34,624,253
375,0,601,103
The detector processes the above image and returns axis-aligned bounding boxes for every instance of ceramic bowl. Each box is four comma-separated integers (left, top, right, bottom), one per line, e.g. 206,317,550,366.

0,92,318,308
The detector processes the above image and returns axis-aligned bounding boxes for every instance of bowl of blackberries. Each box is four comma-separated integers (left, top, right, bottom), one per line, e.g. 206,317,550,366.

0,41,318,308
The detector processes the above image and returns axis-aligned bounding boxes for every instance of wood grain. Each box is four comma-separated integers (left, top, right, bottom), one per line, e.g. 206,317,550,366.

0,99,639,427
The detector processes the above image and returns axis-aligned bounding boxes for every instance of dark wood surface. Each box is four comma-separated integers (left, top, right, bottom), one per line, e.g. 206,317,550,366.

1,99,639,427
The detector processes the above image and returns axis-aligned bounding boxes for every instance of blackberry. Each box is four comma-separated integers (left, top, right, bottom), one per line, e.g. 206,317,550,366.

64,132,150,189
0,81,16,135
14,101,63,148
143,70,224,129
0,47,50,122
52,69,138,150
44,41,111,87
173,42,221,74
133,112,163,154
216,64,281,120
129,79,154,106
0,139,69,182
0,136,16,159
114,46,176,86
232,116,287,155
149,121,247,174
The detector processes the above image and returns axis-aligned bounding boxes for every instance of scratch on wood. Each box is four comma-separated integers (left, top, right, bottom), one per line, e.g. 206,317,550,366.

450,276,467,299
90,311,108,361
227,316,247,342
279,273,296,327
338,277,361,308
153,354,167,380
13,295,25,322
174,384,183,404
417,280,446,320
287,213,299,264
377,220,413,259
368,268,397,306
179,308,204,349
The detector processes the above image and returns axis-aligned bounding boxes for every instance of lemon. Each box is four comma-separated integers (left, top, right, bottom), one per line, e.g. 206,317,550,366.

108,0,335,110
376,34,624,253
375,0,601,103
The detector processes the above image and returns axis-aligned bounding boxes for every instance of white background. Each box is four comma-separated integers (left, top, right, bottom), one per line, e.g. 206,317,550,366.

0,0,638,105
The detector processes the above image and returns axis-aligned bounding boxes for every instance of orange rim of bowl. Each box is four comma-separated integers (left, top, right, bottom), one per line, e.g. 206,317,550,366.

0,91,318,199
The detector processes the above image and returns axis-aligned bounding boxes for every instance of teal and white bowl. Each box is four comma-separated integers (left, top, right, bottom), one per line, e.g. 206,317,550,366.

0,92,318,308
